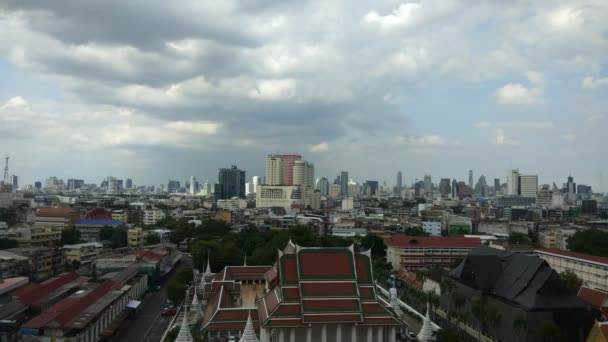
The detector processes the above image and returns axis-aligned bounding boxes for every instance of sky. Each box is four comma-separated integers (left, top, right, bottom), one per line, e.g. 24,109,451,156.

0,1,607,191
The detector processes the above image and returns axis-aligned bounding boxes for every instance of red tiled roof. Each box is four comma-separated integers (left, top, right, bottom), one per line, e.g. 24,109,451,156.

13,272,85,305
54,280,120,326
355,254,373,285
301,298,360,313
536,248,608,265
23,297,81,329
600,322,608,339
299,282,357,298
297,248,355,280
578,287,608,307
36,208,78,215
384,235,482,248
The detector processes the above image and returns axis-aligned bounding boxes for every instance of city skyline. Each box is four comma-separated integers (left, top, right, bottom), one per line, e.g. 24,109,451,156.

0,1,607,191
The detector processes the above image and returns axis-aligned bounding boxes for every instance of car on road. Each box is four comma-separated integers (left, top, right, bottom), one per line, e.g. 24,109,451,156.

162,306,177,316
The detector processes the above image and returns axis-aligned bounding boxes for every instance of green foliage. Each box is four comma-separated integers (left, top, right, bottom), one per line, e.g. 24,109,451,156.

100,226,127,248
360,234,386,258
433,327,461,342
166,279,186,303
560,270,583,290
0,238,19,249
61,228,81,245
144,233,161,245
538,320,562,342
405,227,430,236
451,205,463,215
567,229,608,257
0,208,18,226
508,232,531,245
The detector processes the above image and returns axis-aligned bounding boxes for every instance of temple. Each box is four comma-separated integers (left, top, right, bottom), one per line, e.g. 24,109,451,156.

200,241,405,342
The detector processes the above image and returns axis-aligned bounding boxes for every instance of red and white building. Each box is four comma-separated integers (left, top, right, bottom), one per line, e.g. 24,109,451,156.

384,235,482,271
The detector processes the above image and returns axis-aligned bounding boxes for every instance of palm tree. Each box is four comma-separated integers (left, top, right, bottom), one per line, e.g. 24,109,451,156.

513,315,528,342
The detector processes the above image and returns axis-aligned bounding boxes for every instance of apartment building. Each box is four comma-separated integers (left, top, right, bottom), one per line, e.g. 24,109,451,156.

0,251,28,279
75,219,122,243
536,248,608,291
141,209,166,226
7,227,62,246
385,235,482,271
8,246,65,281
127,227,144,248
63,242,110,265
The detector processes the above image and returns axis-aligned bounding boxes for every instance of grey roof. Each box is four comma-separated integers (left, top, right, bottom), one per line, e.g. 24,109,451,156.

449,247,588,310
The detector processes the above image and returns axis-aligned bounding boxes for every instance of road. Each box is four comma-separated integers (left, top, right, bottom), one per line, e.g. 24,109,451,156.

113,254,192,342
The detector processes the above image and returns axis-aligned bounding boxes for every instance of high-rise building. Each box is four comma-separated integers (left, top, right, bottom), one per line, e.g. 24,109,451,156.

317,177,329,196
34,181,42,190
363,180,378,196
167,180,180,193
565,175,576,194
189,176,197,195
519,174,538,198
9,175,18,190
215,165,246,199
474,175,487,197
45,177,60,190
396,171,403,189
281,154,301,185
293,161,314,189
423,174,432,193
494,178,500,193
252,176,261,194
468,170,473,188
507,169,520,196
265,155,284,185
67,179,84,190
451,179,458,198
439,178,451,197
340,171,348,196
125,178,133,189
537,184,552,207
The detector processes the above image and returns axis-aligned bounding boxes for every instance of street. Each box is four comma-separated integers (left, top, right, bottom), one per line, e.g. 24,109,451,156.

112,254,192,342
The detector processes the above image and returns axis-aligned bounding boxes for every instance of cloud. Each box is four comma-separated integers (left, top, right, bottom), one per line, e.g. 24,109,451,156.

582,76,608,89
586,114,606,122
525,71,544,84
495,83,543,105
248,79,296,100
495,129,519,145
475,121,492,128
404,135,446,146
0,96,28,110
310,142,329,153
561,133,577,143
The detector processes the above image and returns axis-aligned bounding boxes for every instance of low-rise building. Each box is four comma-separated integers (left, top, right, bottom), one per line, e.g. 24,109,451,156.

538,229,576,250
34,208,80,229
141,209,166,226
536,248,608,291
63,242,110,266
421,221,442,236
6,227,62,246
111,210,128,223
0,251,29,279
75,219,123,242
385,235,482,271
256,185,303,209
8,247,65,281
127,227,144,248
446,216,472,236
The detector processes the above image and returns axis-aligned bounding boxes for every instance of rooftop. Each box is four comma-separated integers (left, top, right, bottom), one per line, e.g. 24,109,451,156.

75,219,122,226
536,248,608,265
36,208,78,216
578,287,608,308
384,235,482,248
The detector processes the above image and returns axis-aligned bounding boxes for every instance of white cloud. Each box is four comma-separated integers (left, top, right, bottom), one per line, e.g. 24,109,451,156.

586,114,606,122
561,133,577,143
474,121,492,128
0,96,28,110
495,83,543,105
310,142,329,152
405,135,446,146
582,76,608,89
249,79,296,100
364,3,422,31
547,6,584,31
525,71,544,84
495,129,519,145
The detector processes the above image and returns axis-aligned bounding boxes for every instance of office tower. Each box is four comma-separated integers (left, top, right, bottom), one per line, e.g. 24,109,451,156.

340,171,348,196
245,182,254,195
317,177,329,197
519,174,539,198
215,165,246,199
9,175,18,190
363,180,379,196
252,176,261,194
125,178,133,189
474,175,487,197
281,154,301,185
293,161,314,189
451,179,458,198
397,171,403,189
265,155,284,185
423,174,432,193
577,184,592,195
439,178,451,197
468,170,473,188
494,178,500,193
334,175,341,185
536,184,552,207
167,180,180,193
189,176,197,195
566,175,576,194
67,179,84,190
34,181,42,190
117,179,123,189
507,169,520,196
45,176,60,190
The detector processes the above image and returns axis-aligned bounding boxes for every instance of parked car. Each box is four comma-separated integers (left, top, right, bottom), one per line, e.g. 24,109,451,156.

162,306,177,316
406,332,418,341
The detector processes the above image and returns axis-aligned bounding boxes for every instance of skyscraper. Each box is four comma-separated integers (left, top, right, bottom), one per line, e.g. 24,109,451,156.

468,170,473,188
474,175,487,197
451,179,458,198
281,154,302,185
9,175,18,190
494,178,500,193
265,155,284,185
566,175,576,194
519,174,539,198
189,176,197,195
125,178,133,189
396,171,403,189
340,171,349,196
317,177,329,196
363,180,379,196
507,169,520,196
423,174,432,193
439,178,451,197
252,176,261,194
293,161,314,189
215,165,246,199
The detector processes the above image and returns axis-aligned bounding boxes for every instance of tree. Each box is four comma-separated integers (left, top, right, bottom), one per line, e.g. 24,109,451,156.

61,228,81,245
145,233,161,245
508,232,531,245
560,270,583,290
360,234,386,258
433,327,460,342
567,229,608,257
0,238,19,249
513,315,528,342
0,208,18,226
538,321,561,342
166,280,186,303
405,227,430,236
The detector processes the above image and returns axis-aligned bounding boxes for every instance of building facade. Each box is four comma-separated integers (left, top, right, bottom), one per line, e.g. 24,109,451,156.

265,155,284,185
34,208,80,229
256,185,303,209
216,166,246,199
536,248,608,291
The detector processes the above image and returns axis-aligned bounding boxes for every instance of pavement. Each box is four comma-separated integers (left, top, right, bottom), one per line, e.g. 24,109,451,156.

112,254,192,342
